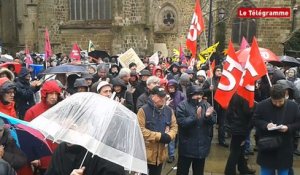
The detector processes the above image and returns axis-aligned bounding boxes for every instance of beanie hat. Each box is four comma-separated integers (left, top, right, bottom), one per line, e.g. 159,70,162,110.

97,81,112,93
197,70,207,79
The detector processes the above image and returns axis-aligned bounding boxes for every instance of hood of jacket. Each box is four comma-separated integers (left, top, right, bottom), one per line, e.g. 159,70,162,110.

41,80,62,102
0,68,15,81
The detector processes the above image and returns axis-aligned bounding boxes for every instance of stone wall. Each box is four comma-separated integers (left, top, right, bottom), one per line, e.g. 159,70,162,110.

1,0,299,57
111,0,148,56
224,0,293,55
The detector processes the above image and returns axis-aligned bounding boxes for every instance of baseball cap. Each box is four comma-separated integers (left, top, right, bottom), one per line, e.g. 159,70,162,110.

151,86,167,97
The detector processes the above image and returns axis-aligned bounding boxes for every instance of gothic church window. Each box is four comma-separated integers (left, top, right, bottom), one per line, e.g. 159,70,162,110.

70,0,112,20
231,1,257,44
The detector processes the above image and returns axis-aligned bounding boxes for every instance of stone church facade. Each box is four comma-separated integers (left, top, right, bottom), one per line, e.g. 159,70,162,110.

0,0,299,57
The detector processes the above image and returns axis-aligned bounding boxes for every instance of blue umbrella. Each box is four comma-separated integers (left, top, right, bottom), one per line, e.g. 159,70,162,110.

41,64,88,74
0,112,53,161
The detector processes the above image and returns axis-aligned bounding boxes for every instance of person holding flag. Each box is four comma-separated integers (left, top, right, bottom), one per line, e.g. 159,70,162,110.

202,65,229,147
224,93,256,175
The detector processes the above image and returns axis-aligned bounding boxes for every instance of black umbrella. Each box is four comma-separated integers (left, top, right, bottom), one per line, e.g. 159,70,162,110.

88,50,110,59
41,64,88,74
279,55,300,67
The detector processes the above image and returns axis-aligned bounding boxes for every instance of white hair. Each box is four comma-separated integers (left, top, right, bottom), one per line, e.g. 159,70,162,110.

146,76,160,85
118,68,131,78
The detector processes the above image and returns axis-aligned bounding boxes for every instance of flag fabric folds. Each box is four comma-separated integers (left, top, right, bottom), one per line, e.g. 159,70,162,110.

44,28,52,61
69,43,81,61
198,42,219,67
25,45,33,68
214,37,267,108
88,40,95,52
214,41,243,109
237,37,267,107
186,0,205,57
240,37,250,50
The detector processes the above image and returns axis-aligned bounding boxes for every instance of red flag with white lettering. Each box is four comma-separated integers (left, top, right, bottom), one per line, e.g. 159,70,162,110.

237,37,267,107
239,37,267,87
214,41,243,109
186,0,205,57
69,43,81,62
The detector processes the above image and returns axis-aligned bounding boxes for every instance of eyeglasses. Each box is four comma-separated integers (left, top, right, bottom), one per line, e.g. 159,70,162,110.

5,90,15,95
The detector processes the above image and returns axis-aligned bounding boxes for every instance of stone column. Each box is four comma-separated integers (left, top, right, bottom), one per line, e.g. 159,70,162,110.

24,0,38,50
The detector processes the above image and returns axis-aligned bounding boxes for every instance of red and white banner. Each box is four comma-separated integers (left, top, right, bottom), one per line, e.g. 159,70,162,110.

186,0,205,57
69,43,81,62
214,41,243,109
239,37,267,87
237,37,267,107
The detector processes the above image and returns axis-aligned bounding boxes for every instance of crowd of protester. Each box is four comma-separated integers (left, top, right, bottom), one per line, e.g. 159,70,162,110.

0,50,300,175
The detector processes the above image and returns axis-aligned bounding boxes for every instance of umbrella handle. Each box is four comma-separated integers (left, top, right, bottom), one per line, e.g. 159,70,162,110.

79,150,89,168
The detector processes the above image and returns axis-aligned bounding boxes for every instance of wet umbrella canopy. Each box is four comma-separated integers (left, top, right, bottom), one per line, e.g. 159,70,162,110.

41,64,88,74
88,50,110,59
278,55,300,67
29,92,147,174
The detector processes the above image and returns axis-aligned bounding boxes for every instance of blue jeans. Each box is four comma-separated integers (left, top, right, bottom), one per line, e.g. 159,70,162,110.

260,166,289,175
168,140,175,157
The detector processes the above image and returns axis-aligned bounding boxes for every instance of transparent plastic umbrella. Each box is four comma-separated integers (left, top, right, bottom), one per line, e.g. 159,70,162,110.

29,92,147,174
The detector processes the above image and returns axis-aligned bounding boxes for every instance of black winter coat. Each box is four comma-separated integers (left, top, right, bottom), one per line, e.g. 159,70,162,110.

254,99,300,169
136,92,149,111
15,78,39,118
176,100,216,159
225,94,254,136
0,159,16,175
0,129,27,170
46,142,125,175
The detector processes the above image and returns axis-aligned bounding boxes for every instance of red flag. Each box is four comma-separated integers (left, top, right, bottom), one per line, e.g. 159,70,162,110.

186,0,205,57
239,37,250,50
44,28,52,61
214,41,244,109
179,44,186,64
237,82,255,107
237,37,267,107
240,37,267,87
206,59,215,78
25,45,33,68
69,43,81,62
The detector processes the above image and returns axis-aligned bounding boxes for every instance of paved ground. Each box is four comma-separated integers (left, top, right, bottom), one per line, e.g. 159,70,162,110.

161,128,300,175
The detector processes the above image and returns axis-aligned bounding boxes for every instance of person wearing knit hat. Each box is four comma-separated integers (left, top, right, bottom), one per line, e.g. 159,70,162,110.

24,80,62,174
96,81,112,98
195,70,207,88
202,65,229,147
0,77,17,118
